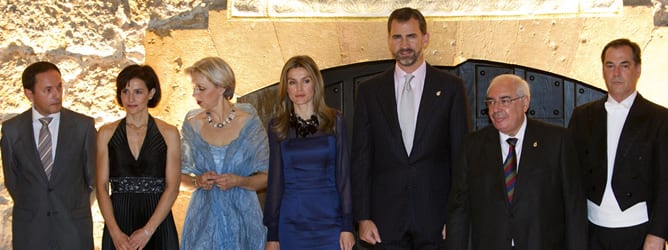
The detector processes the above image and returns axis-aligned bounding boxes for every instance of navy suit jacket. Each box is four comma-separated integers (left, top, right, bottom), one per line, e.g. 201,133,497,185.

568,94,668,239
1,108,96,250
446,118,587,250
352,64,469,241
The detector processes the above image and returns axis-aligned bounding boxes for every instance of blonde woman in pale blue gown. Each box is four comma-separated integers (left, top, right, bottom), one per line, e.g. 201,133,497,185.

179,57,268,250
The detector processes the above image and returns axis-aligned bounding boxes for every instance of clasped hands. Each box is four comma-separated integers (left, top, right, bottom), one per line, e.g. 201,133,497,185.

111,227,152,250
196,171,241,190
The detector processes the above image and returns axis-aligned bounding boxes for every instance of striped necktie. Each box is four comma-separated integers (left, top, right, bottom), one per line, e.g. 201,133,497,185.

38,117,54,179
504,137,518,204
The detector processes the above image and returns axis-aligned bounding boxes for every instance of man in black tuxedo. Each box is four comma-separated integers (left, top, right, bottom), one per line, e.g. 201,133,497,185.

445,74,587,250
352,7,469,249
1,61,96,249
569,38,668,250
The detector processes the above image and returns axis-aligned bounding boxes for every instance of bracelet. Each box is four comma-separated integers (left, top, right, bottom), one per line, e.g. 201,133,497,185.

143,228,151,237
191,174,199,188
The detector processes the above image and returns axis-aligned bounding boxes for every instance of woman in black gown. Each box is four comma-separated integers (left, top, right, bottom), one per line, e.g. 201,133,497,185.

96,65,181,250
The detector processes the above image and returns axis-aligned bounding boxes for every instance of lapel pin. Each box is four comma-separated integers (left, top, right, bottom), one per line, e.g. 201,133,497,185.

533,141,538,148
436,90,441,96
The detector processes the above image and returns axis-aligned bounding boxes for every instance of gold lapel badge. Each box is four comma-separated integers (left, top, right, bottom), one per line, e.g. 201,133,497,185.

533,141,538,148
436,90,442,96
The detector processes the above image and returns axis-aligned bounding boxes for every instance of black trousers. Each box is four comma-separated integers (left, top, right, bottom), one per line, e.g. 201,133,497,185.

588,222,665,250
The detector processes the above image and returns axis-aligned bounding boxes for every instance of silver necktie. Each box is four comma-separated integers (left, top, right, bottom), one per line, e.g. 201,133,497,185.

398,74,416,155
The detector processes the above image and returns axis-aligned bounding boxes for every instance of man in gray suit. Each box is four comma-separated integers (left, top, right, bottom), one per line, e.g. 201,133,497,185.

1,61,96,249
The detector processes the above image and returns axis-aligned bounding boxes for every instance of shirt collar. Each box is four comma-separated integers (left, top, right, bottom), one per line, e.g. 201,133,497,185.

31,107,61,123
605,91,637,110
394,60,427,83
499,115,527,142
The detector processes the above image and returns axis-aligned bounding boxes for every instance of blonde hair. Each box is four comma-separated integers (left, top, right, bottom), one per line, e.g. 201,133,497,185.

185,57,236,100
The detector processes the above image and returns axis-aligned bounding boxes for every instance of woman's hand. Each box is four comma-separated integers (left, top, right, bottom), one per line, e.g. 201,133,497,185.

340,232,355,250
110,230,133,250
129,228,153,250
214,173,242,190
265,241,280,250
198,171,217,190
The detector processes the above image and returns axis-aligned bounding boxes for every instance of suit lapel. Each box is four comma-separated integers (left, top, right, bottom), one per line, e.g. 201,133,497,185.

413,65,442,152
375,70,406,153
478,127,512,208
594,100,608,151
616,95,650,160
586,99,609,176
514,119,540,205
52,109,72,181
17,110,50,182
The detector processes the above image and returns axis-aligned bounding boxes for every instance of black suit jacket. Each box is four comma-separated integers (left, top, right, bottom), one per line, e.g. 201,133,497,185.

352,64,469,241
446,118,587,250
1,108,96,250
568,94,668,239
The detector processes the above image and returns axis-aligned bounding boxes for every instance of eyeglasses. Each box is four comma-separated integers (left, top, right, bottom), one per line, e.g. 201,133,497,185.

484,96,524,107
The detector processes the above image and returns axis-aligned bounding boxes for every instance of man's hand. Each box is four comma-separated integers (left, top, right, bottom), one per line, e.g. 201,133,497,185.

358,220,382,245
442,224,447,240
643,234,666,250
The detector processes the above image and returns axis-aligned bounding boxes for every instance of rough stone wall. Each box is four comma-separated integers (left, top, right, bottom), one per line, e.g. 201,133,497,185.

1,1,668,250
0,1,207,249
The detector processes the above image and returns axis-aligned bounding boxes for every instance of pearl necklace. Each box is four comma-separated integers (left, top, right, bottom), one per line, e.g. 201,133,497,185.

206,109,236,128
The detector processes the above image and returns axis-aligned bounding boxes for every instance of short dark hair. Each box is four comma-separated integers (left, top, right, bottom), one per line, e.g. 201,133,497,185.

22,61,61,91
387,7,427,35
601,38,642,65
116,64,162,108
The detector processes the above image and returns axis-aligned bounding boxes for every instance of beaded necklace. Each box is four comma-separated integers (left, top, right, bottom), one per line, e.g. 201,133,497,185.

290,113,319,138
206,109,236,128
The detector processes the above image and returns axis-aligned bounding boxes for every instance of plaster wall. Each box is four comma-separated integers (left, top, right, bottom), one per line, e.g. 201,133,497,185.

148,7,668,126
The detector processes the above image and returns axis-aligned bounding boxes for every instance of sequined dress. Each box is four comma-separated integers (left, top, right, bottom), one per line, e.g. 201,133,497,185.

101,117,179,250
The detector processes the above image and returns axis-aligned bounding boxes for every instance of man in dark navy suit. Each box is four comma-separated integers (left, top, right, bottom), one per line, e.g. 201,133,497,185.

352,7,469,249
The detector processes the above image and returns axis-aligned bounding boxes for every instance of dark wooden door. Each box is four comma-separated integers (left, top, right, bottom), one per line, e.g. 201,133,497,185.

239,59,606,131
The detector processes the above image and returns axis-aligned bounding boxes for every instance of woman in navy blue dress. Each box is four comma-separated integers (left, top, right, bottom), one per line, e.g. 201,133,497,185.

264,55,354,250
